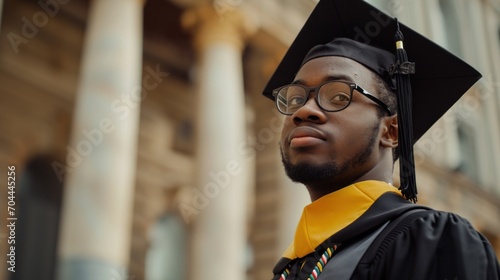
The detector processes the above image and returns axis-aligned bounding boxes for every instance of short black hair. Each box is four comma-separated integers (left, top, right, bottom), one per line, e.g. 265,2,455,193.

372,73,397,118
372,72,399,162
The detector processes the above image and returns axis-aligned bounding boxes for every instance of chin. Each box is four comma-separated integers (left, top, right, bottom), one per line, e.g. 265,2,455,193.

282,158,341,184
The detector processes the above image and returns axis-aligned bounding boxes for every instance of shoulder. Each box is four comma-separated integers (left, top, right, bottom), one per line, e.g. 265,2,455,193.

353,209,500,280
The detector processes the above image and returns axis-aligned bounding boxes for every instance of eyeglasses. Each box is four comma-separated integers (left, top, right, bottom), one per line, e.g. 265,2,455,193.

272,80,392,116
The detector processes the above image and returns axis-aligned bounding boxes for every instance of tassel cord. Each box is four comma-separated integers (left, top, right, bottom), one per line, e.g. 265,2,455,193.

394,19,418,202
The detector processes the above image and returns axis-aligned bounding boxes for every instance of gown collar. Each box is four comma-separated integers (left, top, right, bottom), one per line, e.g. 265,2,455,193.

283,180,401,259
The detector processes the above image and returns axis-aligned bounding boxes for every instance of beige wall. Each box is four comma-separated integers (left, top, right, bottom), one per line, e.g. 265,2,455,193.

0,1,498,280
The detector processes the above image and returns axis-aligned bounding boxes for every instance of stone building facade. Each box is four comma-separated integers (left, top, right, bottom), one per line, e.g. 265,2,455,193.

0,0,499,280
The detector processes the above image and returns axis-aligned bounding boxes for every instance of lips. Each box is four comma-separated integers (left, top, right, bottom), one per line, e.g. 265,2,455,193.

288,127,327,148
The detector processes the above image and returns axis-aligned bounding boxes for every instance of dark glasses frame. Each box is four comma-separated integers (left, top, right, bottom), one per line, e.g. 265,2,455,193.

272,80,393,116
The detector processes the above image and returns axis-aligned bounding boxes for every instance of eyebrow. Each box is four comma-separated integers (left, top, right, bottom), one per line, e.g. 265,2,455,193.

292,74,354,85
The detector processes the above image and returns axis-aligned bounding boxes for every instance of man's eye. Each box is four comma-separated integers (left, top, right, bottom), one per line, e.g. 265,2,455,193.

329,92,350,103
289,96,305,106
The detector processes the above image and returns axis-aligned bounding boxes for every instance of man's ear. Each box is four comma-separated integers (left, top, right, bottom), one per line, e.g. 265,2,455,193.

380,114,398,148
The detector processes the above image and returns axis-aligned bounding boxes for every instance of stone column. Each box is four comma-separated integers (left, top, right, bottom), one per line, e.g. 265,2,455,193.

56,0,143,279
182,5,255,280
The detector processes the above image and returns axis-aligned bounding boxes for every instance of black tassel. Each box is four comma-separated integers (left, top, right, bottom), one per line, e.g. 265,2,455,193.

393,19,418,203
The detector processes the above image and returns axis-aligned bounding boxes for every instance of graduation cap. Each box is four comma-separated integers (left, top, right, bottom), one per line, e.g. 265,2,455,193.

262,0,482,202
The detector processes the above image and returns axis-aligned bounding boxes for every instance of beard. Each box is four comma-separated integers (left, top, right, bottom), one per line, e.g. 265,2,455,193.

280,120,380,185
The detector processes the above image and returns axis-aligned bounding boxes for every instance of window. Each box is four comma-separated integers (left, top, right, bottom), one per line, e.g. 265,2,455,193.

10,155,63,280
438,0,463,56
456,120,479,183
145,214,187,280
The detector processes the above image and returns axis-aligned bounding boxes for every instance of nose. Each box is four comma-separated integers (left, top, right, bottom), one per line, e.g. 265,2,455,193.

291,95,327,125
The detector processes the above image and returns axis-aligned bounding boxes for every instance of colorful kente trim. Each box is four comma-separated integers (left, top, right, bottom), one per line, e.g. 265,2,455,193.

279,267,290,280
280,246,337,280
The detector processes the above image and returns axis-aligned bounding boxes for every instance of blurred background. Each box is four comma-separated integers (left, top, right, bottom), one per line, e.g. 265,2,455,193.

0,0,499,279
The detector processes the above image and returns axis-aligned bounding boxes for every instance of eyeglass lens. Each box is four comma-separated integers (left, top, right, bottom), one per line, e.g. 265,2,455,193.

276,82,352,114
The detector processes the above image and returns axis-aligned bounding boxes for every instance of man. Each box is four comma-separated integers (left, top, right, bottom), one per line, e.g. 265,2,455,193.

262,0,500,279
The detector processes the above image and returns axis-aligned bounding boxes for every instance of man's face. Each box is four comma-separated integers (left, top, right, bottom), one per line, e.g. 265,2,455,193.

280,56,386,188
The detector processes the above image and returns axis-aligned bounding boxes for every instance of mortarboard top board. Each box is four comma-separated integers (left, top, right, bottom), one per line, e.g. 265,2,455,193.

262,0,482,201
262,0,482,144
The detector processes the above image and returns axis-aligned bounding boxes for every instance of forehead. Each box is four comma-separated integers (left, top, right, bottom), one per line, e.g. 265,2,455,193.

294,56,376,87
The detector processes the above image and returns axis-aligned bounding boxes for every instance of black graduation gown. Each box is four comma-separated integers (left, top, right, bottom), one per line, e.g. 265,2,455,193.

272,193,500,280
